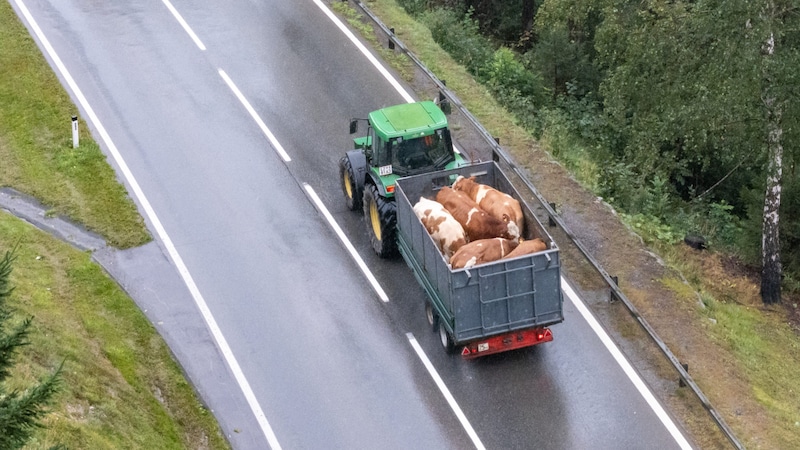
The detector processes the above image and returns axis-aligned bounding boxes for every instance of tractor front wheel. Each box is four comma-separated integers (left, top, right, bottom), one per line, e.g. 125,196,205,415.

339,156,361,211
362,183,397,258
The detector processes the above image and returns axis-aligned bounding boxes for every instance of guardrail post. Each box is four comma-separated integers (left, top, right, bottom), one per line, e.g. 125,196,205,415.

388,28,395,49
548,203,557,227
609,276,619,302
679,363,689,387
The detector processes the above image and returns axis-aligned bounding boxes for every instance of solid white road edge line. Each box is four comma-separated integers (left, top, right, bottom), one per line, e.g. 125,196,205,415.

312,0,415,104
11,1,282,448
407,333,486,450
561,277,693,450
218,69,292,162
161,0,206,51
303,184,390,302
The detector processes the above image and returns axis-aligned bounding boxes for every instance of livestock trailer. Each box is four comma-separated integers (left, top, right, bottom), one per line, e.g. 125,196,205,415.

395,161,564,358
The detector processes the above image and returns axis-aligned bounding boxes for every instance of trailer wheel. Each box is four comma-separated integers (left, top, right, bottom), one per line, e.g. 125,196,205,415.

339,156,361,211
438,320,456,354
363,183,397,258
425,302,439,331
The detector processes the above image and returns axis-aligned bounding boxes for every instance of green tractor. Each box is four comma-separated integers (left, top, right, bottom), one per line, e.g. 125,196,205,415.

339,101,467,257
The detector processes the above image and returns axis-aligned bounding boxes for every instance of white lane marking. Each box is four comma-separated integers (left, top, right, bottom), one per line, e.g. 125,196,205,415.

218,69,292,162
303,184,389,303
161,0,206,51
312,0,414,104
11,2,281,448
407,333,486,450
561,278,693,449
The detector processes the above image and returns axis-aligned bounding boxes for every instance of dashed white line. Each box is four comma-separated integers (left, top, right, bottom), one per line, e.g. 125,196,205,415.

161,0,206,50
11,1,280,448
218,69,292,162
303,184,389,302
407,333,486,450
561,278,693,449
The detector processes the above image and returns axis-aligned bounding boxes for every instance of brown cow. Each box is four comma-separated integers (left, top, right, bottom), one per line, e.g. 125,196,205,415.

413,197,467,260
435,186,517,241
450,238,519,269
452,176,524,238
502,238,547,260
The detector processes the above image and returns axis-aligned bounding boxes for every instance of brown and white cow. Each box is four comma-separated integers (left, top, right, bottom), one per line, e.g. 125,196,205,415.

452,176,524,237
502,238,547,260
413,197,467,260
435,186,519,241
450,238,519,269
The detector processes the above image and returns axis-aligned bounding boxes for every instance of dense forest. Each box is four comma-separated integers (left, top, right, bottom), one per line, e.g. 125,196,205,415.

396,0,799,303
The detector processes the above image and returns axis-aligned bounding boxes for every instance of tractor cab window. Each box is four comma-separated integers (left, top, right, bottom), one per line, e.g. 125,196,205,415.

371,132,393,167
390,129,453,175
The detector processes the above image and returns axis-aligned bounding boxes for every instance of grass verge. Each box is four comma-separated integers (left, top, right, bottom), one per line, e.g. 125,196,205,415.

0,2,149,249
1,212,229,448
2,4,227,447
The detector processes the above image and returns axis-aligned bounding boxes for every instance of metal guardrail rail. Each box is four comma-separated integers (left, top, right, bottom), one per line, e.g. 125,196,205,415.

345,1,745,448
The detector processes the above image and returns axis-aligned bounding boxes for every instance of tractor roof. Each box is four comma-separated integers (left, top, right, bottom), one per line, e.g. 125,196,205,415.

369,101,448,140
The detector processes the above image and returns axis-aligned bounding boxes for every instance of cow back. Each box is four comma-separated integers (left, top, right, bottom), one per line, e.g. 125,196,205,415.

436,187,512,241
453,176,524,237
503,238,547,260
413,197,467,260
450,238,519,269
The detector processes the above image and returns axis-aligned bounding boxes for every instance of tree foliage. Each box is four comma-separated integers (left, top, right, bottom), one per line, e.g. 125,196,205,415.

0,248,63,449
409,0,800,301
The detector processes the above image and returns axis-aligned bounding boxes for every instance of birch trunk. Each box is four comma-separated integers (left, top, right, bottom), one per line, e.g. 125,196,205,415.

760,30,783,304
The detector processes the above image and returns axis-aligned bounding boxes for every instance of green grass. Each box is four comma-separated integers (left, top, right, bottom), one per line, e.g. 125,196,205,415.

699,295,800,446
0,2,149,249
1,213,229,449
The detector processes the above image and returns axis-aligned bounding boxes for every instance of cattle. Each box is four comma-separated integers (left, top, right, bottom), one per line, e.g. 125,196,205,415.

413,197,467,260
435,186,519,241
450,238,519,269
502,238,547,260
452,176,524,237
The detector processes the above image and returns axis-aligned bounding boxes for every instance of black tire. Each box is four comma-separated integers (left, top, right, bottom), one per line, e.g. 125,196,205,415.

362,183,397,258
339,156,361,211
425,302,439,331
438,319,456,354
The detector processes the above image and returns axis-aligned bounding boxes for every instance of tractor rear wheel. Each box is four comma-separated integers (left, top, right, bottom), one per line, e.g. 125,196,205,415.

362,183,397,258
339,156,361,211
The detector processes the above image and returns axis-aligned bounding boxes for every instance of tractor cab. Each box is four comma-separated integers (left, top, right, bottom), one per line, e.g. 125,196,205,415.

351,101,461,181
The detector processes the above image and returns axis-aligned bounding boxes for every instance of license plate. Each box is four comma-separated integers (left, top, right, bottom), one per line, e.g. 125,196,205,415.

478,343,489,352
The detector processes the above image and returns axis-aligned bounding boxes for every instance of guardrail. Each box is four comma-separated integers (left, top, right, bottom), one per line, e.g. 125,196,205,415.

345,1,744,448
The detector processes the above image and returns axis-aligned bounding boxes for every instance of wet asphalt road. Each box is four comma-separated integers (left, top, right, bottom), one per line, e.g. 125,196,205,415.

8,0,690,449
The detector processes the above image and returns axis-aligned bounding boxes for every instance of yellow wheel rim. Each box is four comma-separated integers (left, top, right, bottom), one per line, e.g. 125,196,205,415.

370,200,382,241
344,174,353,199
